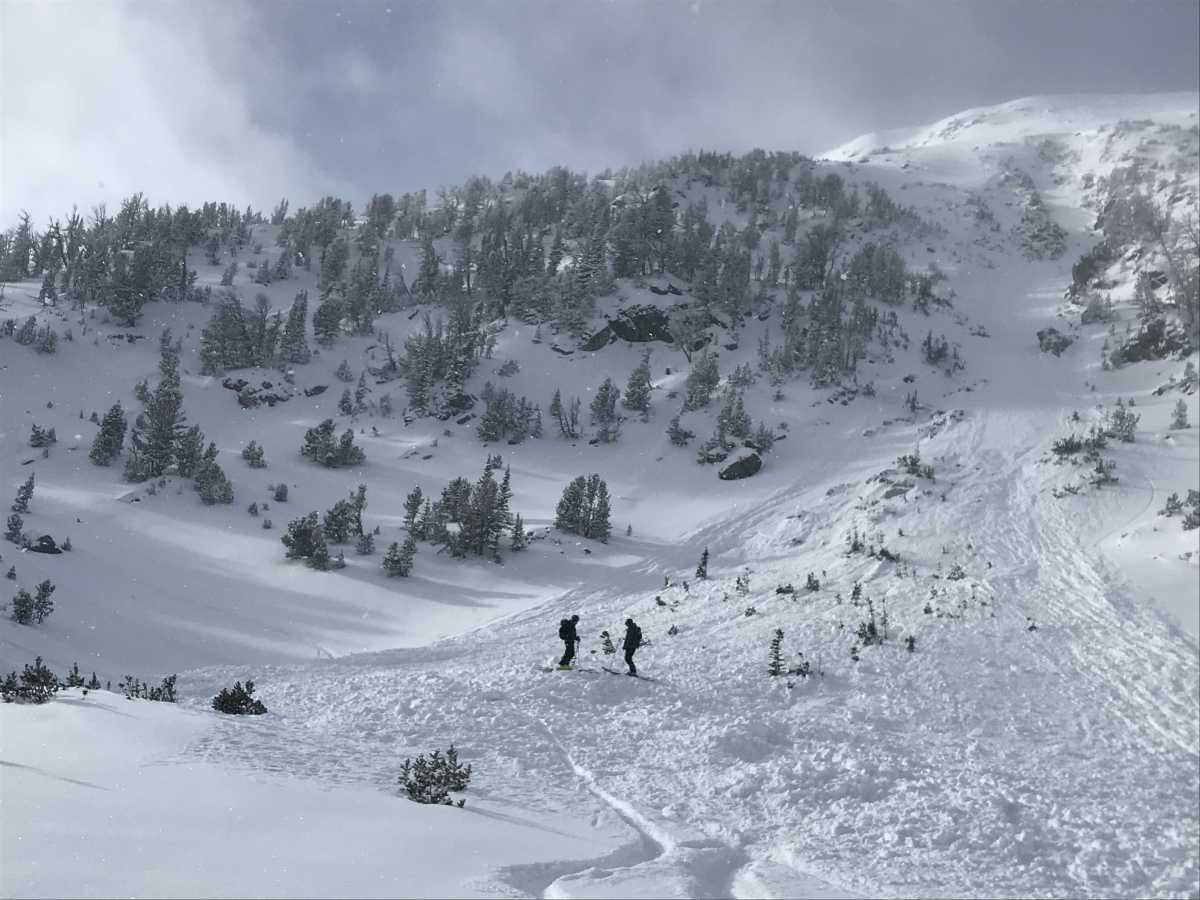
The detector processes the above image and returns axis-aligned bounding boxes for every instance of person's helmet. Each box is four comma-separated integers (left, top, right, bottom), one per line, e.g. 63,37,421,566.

625,618,634,626
571,614,579,622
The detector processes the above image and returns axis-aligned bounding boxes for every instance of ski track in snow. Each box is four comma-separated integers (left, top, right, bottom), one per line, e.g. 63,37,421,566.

175,401,1198,898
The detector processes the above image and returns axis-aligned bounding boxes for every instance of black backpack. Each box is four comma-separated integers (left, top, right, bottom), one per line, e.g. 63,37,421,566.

629,624,643,649
559,618,572,640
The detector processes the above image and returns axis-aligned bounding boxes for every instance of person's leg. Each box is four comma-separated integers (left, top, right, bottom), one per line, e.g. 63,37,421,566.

560,640,575,667
625,647,636,675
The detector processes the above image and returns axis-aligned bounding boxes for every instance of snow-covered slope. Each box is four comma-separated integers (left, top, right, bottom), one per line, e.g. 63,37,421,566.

2,93,1197,899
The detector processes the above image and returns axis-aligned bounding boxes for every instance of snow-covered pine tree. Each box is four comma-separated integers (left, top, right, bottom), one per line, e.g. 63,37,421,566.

300,419,365,467
555,477,586,534
768,628,785,676
11,474,34,514
355,532,375,555
29,425,56,449
195,456,235,505
1171,399,1189,429
716,391,753,439
241,441,266,468
32,580,54,624
281,512,327,567
5,513,24,544
510,513,527,550
9,589,35,625
623,349,653,419
89,403,128,466
696,547,709,580
126,330,186,482
323,499,355,544
354,372,370,411
312,296,343,346
403,486,424,532
318,236,350,290
682,351,720,410
348,484,367,536
279,290,311,364
590,377,622,443
383,534,417,577
556,474,611,541
667,415,694,446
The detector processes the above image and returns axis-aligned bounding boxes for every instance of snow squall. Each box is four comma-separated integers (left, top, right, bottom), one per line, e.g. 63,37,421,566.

2,93,1197,898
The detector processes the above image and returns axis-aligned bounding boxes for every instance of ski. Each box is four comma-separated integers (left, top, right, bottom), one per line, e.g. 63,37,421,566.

601,666,655,681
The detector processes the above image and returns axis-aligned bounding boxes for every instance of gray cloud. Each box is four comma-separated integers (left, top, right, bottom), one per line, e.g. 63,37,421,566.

2,0,1196,223
0,2,348,222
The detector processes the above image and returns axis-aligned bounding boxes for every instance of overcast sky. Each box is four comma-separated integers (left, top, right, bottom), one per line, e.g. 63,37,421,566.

2,1,1197,224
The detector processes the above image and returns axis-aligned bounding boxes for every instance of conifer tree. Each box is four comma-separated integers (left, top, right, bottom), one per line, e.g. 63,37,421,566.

323,499,356,544
768,628,785,676
555,474,611,541
667,415,694,446
90,403,128,466
196,457,234,505
510,513,527,550
279,290,311,364
383,534,416,577
9,589,34,625
1171,399,1190,429
11,474,34,514
416,234,440,296
281,512,327,567
312,296,343,346
32,580,55,624
590,377,622,443
623,349,653,419
241,441,266,468
5,513,24,544
696,547,709,580
126,330,186,482
403,486,424,532
682,351,720,410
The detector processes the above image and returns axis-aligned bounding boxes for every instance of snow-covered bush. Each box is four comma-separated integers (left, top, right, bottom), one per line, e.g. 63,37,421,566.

9,580,54,625
1,657,60,704
241,441,266,468
1170,399,1189,429
399,746,471,807
300,419,365,467
211,680,267,715
29,425,56,448
281,512,329,569
119,674,177,702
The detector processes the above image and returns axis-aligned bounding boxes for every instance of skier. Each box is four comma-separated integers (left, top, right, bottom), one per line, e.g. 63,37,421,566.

557,614,580,670
622,617,643,676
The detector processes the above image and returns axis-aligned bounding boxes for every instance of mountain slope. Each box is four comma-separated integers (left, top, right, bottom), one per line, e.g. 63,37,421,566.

1,93,1197,898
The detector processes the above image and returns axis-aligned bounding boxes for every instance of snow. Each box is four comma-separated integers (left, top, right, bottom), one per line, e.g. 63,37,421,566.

2,688,623,899
2,93,1198,898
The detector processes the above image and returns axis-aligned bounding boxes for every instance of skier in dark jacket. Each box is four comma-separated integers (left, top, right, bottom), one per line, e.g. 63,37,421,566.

557,614,580,669
622,618,642,675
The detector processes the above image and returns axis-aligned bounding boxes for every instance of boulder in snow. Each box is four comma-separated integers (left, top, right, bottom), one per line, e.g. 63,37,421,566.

718,452,762,481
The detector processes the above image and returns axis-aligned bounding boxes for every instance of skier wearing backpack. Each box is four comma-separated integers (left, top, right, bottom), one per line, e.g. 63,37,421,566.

557,615,580,670
622,618,643,676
